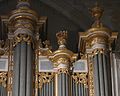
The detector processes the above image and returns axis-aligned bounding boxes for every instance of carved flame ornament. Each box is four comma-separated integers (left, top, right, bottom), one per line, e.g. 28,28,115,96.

56,31,67,46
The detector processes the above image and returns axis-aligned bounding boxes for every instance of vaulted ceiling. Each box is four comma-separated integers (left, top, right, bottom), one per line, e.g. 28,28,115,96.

0,0,120,52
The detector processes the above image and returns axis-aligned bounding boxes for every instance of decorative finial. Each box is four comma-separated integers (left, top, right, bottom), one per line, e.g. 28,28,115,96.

56,31,67,47
90,2,104,27
43,40,51,49
17,0,30,8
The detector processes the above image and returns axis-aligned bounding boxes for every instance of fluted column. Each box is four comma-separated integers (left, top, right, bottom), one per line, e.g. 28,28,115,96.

13,41,33,96
0,86,7,96
57,69,69,96
111,53,119,96
92,50,112,96
26,43,33,96
19,42,27,96
54,67,70,96
13,43,21,96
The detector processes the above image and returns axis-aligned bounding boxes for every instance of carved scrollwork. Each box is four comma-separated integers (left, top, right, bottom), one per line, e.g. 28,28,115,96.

38,72,54,88
92,48,106,56
0,72,7,88
13,34,32,46
0,40,9,56
58,68,69,74
88,55,94,96
56,31,67,46
72,72,88,85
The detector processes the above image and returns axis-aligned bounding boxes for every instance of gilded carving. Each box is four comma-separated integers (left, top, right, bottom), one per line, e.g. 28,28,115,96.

38,72,54,88
58,68,69,74
0,40,9,56
7,71,13,78
0,0,118,96
72,72,88,85
13,34,32,46
49,31,77,70
0,72,7,88
92,48,105,55
88,55,94,96
7,84,12,91
8,0,38,47
56,31,67,45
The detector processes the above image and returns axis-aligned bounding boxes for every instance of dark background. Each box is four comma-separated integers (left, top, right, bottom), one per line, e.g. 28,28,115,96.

0,0,120,52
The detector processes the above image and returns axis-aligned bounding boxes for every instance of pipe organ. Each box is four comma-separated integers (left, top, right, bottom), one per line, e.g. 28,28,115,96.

0,0,118,96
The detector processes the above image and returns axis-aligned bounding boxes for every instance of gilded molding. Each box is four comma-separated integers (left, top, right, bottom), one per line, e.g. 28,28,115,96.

14,19,34,30
7,71,13,78
9,5,38,25
87,54,94,96
7,84,12,91
7,39,14,95
34,48,39,96
49,48,77,69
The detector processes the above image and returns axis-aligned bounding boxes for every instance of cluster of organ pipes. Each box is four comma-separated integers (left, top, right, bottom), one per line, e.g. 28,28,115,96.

0,0,118,96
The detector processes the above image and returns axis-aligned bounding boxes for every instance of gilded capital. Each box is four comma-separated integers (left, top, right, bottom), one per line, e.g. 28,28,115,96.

85,4,112,51
8,0,38,45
